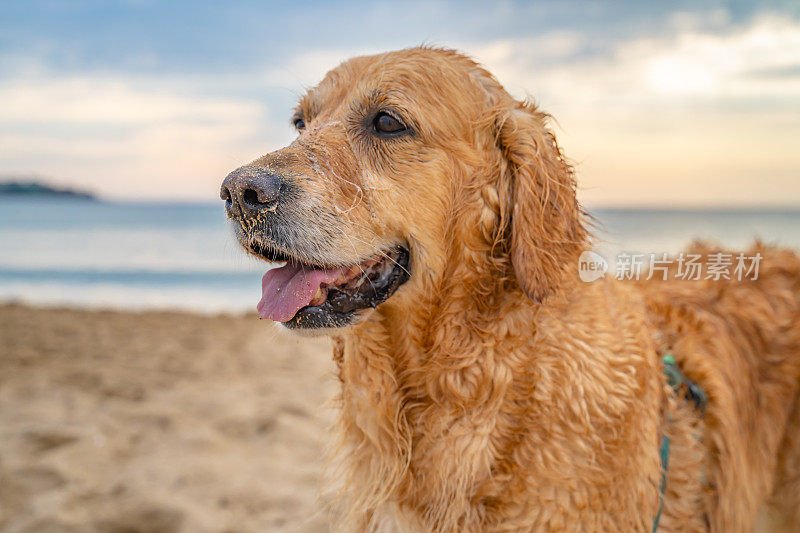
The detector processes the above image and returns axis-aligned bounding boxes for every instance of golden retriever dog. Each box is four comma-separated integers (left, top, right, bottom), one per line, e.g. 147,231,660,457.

220,47,800,532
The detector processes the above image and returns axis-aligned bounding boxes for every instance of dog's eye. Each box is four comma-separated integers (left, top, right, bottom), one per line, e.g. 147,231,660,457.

293,117,306,131
373,112,406,135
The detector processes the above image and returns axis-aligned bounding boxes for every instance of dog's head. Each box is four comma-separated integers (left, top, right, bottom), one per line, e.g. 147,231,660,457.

221,47,587,333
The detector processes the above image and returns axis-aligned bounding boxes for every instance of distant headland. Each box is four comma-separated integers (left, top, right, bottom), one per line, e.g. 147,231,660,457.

0,179,97,200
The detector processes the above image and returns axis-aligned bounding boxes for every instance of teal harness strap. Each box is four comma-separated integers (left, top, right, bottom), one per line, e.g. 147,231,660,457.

653,354,707,531
652,435,670,532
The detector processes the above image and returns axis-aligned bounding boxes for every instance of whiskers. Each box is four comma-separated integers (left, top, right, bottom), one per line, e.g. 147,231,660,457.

343,231,411,279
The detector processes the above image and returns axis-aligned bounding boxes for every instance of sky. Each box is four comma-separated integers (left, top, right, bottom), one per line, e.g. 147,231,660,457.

1,0,799,206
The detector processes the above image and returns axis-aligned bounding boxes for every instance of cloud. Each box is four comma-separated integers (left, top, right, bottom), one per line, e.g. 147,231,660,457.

0,74,276,200
1,9,798,206
462,14,800,106
644,15,800,98
456,15,800,206
0,78,261,124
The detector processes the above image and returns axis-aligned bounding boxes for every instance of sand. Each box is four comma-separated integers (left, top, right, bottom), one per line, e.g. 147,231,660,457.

0,304,336,532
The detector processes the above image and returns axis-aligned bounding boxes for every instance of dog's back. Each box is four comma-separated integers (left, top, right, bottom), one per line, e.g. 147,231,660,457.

640,244,800,530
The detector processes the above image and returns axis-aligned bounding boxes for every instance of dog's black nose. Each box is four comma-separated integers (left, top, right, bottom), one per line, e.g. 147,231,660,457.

220,167,282,218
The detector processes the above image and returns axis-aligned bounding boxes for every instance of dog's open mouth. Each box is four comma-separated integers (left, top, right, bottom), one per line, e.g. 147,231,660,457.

254,245,410,329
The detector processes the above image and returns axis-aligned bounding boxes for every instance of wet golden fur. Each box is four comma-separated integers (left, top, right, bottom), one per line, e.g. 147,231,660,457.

231,48,800,531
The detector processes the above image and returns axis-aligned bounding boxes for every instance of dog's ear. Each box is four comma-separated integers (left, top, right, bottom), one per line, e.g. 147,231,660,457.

495,99,587,302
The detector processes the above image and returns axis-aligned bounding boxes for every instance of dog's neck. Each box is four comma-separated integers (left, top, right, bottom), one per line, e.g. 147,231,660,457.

329,244,553,528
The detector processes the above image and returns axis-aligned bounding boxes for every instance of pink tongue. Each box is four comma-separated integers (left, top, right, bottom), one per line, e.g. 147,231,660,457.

257,263,346,322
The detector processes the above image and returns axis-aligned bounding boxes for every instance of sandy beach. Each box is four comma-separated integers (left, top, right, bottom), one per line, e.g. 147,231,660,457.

0,304,335,532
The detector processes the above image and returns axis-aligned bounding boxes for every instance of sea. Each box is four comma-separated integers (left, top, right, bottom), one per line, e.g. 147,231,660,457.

2,197,800,314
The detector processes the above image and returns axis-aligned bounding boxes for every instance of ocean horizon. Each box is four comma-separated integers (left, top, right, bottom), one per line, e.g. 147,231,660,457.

3,197,800,314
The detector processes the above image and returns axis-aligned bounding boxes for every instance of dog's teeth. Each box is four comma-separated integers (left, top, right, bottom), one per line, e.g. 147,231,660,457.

309,287,327,306
269,260,288,268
